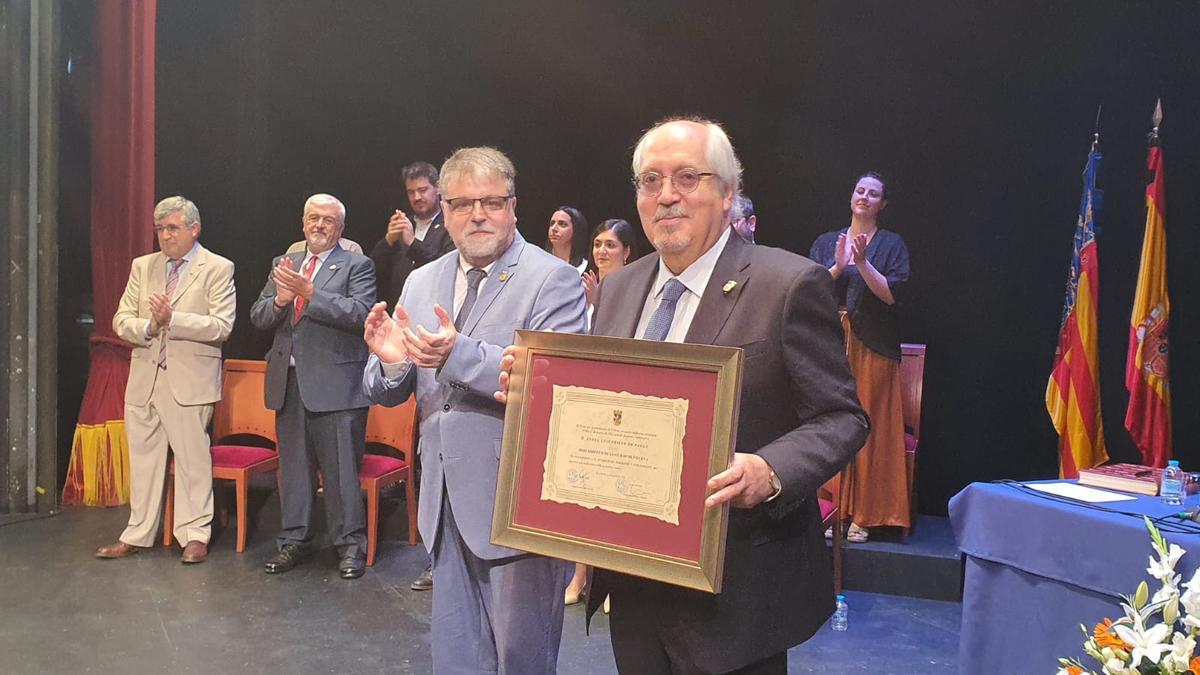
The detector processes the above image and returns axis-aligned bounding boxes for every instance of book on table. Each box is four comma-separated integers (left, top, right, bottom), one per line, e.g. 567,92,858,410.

1076,463,1161,496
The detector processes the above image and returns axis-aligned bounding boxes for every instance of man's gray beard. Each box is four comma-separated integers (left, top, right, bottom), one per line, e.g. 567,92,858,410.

653,232,690,255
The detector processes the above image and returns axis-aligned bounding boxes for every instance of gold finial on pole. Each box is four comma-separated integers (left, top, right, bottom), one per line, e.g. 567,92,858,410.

1092,104,1102,152
1151,99,1163,138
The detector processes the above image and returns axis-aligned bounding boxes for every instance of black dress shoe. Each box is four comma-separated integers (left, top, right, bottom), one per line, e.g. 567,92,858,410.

264,544,313,574
410,563,433,591
339,554,366,580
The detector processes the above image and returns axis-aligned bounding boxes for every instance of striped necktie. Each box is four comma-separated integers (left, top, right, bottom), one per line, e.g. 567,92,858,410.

157,258,185,369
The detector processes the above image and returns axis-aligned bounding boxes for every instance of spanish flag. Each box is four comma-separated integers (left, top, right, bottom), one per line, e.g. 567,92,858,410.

1125,104,1172,467
1046,145,1108,478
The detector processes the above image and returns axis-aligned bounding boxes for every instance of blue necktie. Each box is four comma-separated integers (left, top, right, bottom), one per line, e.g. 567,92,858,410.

455,268,487,331
642,278,687,341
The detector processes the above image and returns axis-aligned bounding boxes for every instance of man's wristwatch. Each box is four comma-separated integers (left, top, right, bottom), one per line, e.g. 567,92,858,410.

764,468,783,502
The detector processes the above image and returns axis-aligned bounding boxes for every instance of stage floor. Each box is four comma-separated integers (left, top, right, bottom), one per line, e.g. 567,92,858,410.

0,506,960,673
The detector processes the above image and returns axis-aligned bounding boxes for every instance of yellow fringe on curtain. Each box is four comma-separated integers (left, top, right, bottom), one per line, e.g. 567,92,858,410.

64,421,131,506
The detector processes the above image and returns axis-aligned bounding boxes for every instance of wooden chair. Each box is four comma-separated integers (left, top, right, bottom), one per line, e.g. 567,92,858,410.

361,396,420,566
163,359,278,552
818,467,851,595
899,343,927,536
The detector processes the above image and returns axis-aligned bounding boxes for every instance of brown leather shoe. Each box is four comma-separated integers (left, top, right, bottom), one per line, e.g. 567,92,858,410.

180,541,208,564
95,541,142,559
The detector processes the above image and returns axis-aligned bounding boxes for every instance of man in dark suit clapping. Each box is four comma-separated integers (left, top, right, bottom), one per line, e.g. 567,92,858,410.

250,193,377,580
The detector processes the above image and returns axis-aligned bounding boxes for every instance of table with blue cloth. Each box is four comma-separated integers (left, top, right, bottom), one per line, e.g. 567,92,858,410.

950,480,1200,673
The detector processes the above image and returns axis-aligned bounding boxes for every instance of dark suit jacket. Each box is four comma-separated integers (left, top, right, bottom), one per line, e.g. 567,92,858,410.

249,246,377,412
586,233,868,672
369,211,454,310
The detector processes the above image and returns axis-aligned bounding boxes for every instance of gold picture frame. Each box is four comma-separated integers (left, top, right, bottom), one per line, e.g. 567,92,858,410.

492,330,743,593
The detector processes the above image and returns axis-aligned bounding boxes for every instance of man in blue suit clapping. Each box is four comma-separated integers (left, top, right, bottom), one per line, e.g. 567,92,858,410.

362,147,587,673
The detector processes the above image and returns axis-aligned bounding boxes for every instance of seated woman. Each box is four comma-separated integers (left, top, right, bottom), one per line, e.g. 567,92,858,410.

809,172,911,543
566,218,638,607
545,206,590,275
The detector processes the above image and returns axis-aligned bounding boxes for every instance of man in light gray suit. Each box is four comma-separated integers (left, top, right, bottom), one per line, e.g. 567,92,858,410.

250,193,377,580
362,147,587,673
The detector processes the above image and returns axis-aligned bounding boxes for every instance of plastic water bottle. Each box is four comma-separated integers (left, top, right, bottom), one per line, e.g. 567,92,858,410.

1162,460,1185,506
831,594,848,631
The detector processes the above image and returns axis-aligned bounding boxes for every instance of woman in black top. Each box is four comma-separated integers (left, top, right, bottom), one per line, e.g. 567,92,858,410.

810,172,911,542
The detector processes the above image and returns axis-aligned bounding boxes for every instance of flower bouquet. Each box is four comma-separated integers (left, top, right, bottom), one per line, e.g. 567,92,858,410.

1057,517,1200,674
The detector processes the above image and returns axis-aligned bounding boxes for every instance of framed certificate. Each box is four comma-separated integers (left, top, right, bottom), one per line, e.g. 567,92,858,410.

492,330,743,593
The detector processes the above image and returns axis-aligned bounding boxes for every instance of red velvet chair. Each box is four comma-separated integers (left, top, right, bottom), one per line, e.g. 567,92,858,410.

163,359,278,552
361,396,419,566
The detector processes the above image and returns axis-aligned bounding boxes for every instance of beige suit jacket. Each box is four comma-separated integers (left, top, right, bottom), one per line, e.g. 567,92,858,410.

113,245,236,407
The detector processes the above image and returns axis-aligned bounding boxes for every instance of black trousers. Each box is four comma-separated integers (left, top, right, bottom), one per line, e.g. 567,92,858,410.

608,589,788,675
275,367,368,557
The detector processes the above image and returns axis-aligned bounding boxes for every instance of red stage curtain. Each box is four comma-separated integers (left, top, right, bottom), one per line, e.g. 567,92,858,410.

62,0,156,506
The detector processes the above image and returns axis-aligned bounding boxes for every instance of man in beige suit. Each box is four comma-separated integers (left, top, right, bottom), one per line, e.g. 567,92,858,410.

96,196,236,564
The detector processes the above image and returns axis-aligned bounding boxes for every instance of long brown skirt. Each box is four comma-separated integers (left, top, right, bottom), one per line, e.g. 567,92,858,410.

828,313,910,529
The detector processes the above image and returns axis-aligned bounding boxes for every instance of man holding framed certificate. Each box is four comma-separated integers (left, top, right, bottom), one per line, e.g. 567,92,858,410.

586,118,868,674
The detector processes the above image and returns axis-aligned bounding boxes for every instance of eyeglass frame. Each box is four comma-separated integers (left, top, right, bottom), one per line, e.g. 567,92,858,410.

152,223,196,235
631,169,716,196
441,195,515,215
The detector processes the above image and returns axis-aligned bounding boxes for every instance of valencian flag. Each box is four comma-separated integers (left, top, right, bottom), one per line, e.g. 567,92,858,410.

1046,143,1108,478
1125,102,1172,467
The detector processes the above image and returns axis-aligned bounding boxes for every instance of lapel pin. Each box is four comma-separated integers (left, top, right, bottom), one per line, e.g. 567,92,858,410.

328,264,338,271
722,280,738,294
499,271,510,282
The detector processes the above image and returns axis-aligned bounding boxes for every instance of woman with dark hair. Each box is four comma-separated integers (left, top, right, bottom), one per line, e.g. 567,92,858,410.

809,171,911,544
581,218,638,309
545,206,589,274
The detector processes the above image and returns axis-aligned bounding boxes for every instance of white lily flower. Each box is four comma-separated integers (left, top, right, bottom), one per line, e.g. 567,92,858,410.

1112,621,1172,666
1152,584,1179,605
1148,544,1186,583
1166,631,1197,669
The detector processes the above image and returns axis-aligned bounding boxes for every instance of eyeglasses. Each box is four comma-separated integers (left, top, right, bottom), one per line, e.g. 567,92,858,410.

632,169,715,196
152,223,191,235
442,195,513,216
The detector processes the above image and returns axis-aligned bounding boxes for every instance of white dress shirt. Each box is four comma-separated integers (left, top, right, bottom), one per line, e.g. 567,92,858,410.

634,227,732,343
413,209,442,242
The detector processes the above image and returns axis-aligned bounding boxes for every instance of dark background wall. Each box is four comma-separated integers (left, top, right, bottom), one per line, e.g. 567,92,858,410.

66,0,1196,514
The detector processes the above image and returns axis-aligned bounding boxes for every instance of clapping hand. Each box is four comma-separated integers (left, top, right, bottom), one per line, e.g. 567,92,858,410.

271,258,298,306
833,233,852,273
363,301,410,363
147,293,172,336
582,271,599,308
272,258,314,303
386,210,415,247
851,233,869,265
402,304,457,369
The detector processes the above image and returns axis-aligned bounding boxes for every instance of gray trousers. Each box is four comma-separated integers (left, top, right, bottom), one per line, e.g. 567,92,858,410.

275,367,368,557
431,492,568,674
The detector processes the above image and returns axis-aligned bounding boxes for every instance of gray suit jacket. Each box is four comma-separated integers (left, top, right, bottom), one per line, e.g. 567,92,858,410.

587,233,869,672
250,246,377,412
362,233,588,560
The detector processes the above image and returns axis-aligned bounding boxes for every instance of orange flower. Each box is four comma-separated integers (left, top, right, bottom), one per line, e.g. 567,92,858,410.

1093,618,1132,650
1066,666,1083,675
1190,655,1200,673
